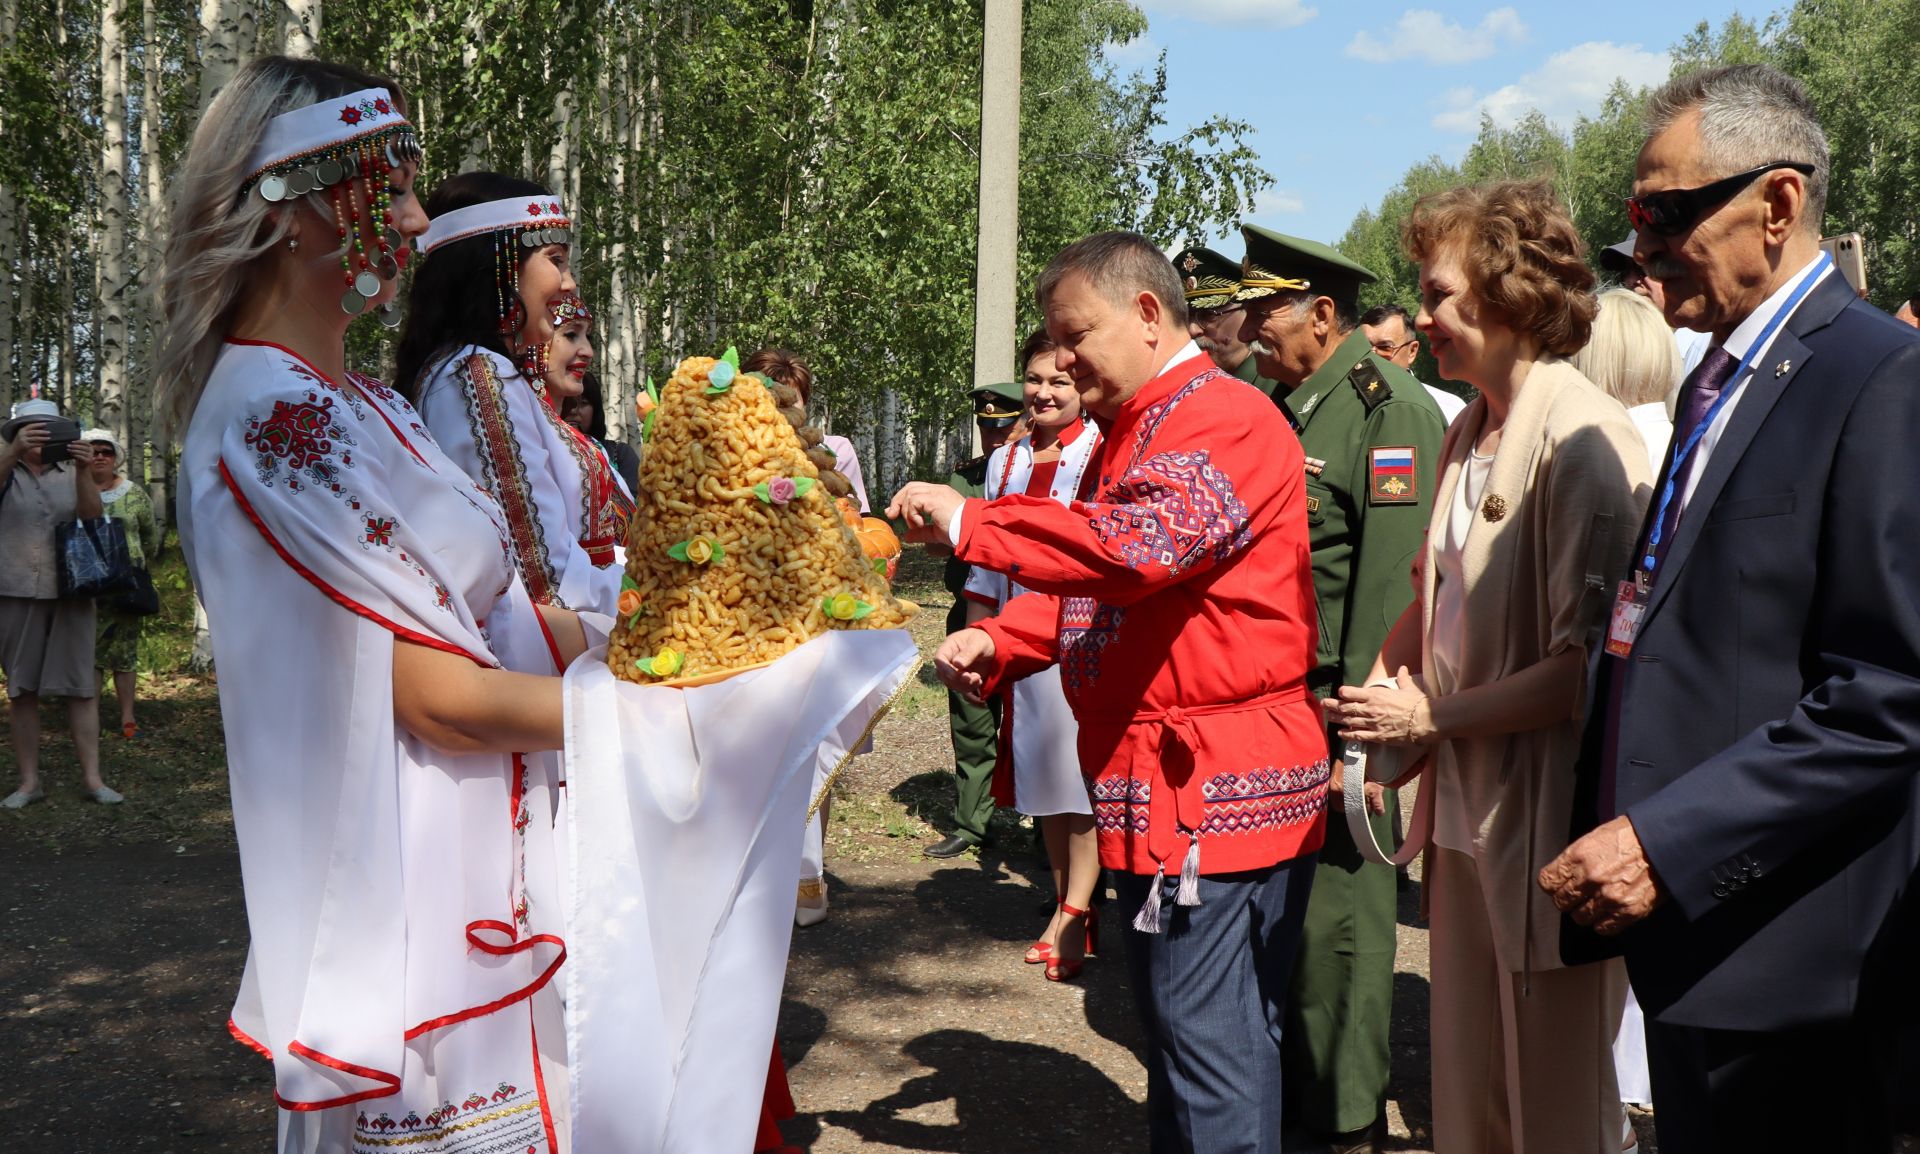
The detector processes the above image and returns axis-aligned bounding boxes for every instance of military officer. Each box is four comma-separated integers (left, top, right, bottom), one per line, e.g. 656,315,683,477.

1235,225,1446,1153
1172,245,1282,397
924,380,1025,859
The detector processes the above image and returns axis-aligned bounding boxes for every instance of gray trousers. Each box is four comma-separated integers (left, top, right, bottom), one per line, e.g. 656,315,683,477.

1115,855,1318,1154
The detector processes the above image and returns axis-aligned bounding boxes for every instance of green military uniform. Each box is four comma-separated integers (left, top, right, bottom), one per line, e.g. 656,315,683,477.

939,381,1024,848
1173,245,1283,399
1238,226,1446,1138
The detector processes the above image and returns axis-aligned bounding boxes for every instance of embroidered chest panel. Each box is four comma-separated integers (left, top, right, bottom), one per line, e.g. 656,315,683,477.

461,355,563,607
1058,595,1126,693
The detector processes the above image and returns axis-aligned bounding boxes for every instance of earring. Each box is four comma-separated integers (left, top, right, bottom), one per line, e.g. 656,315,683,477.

288,236,299,252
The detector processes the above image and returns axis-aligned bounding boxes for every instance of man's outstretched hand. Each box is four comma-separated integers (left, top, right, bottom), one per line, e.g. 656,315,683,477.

934,628,997,704
887,482,966,546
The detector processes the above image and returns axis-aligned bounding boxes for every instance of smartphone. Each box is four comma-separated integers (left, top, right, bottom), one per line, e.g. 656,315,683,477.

1820,233,1867,296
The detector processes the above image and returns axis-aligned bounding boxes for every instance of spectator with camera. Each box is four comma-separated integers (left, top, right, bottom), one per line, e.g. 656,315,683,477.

85,428,161,740
0,397,121,807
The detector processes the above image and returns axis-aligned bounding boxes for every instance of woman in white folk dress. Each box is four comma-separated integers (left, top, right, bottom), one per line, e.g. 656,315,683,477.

964,330,1104,982
395,174,628,618
154,57,589,1152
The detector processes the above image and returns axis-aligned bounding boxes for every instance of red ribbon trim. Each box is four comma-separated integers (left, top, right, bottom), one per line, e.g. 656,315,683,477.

219,460,493,670
403,921,567,1040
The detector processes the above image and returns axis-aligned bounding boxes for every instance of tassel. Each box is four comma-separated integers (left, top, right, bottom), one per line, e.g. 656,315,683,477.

1175,836,1202,907
1132,863,1166,934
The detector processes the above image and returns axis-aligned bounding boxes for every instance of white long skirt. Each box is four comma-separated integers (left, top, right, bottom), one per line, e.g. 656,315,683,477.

1009,666,1091,817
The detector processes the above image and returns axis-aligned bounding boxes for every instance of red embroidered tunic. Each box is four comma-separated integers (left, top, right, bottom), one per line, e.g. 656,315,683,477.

958,349,1329,876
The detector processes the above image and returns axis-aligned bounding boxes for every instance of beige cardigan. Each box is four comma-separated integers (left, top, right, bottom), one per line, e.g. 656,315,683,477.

1419,359,1652,972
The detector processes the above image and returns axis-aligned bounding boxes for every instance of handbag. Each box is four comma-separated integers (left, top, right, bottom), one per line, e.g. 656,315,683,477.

108,567,161,616
55,516,138,600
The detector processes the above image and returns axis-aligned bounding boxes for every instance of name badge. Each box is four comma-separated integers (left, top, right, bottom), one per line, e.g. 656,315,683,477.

1605,572,1651,658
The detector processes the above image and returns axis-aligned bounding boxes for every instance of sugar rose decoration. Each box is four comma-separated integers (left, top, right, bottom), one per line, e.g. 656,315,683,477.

605,349,913,685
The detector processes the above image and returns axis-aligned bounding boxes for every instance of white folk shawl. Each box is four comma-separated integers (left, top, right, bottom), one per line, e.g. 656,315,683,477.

419,345,625,616
963,422,1100,815
562,631,917,1153
180,340,569,1152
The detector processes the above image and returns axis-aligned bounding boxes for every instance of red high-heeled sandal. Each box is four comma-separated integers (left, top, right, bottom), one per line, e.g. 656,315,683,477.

1046,902,1096,983
1025,900,1063,964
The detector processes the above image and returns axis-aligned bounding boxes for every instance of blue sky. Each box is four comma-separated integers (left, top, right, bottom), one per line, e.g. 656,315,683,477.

1110,0,1758,249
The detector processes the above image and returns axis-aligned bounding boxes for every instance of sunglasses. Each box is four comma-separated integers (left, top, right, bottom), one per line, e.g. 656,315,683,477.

1624,161,1815,237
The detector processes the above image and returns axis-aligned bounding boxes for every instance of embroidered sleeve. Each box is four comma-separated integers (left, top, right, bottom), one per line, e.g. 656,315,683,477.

959,448,1254,607
217,374,492,664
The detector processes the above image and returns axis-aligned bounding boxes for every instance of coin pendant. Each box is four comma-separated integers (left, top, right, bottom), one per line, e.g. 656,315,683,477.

316,158,344,186
258,175,287,202
377,254,400,280
354,270,383,298
340,289,367,316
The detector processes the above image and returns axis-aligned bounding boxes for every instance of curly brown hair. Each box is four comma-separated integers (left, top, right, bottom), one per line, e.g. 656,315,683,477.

1400,179,1596,356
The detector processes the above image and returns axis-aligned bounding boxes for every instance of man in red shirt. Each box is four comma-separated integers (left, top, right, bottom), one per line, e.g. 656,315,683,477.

889,231,1327,1153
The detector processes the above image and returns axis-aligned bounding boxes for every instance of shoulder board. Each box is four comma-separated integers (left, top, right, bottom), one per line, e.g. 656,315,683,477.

1347,357,1393,414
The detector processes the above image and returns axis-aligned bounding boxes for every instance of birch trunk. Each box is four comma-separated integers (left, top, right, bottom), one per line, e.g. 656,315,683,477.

57,222,73,407
97,0,133,447
279,0,318,57
0,0,17,399
600,49,632,440
198,0,240,111
17,219,34,400
141,0,169,511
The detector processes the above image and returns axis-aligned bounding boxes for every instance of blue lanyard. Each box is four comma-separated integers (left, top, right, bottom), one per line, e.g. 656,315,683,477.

1641,254,1830,573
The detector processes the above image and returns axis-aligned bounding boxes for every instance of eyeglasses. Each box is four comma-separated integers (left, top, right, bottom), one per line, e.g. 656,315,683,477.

1370,337,1417,356
1624,161,1815,237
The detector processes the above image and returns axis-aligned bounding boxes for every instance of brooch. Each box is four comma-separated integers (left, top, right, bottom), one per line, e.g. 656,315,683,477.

1482,494,1509,522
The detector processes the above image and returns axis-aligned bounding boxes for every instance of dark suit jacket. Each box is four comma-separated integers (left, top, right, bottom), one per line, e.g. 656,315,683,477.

1565,273,1920,1031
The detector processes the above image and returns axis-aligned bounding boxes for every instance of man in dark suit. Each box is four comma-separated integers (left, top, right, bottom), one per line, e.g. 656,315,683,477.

1540,64,1920,1153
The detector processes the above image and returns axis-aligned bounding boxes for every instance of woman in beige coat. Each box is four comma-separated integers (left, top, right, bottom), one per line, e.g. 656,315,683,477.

1327,180,1652,1154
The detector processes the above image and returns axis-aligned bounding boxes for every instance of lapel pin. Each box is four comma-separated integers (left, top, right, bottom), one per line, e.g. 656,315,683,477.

1775,359,1792,378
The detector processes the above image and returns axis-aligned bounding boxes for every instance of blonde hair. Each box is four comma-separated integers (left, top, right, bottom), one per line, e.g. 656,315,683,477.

152,57,407,436
1570,289,1678,409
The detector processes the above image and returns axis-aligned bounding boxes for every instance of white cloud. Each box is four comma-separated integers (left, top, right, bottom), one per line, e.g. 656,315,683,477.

1137,0,1317,29
1102,32,1162,70
1346,7,1527,65
1254,188,1306,215
1433,40,1671,132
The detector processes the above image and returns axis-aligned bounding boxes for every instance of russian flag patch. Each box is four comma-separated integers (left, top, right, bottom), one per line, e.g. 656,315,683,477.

1368,446,1418,505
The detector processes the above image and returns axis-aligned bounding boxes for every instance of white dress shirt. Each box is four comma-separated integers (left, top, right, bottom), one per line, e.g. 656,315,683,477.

1677,255,1831,512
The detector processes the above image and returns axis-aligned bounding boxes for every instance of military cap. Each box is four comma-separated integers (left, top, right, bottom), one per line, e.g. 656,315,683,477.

1235,224,1377,308
1599,230,1640,275
1171,247,1243,311
970,380,1024,428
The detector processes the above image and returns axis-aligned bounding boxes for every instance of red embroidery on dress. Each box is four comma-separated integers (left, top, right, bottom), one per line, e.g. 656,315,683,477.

244,392,360,505
529,379,631,566
461,354,563,606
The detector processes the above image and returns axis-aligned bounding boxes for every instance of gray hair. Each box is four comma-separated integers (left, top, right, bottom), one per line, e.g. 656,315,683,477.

1268,287,1358,334
1646,64,1829,234
153,57,406,436
1036,231,1189,329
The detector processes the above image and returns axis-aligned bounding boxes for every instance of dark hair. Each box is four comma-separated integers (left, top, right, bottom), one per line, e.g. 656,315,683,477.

1402,179,1597,356
575,370,609,439
1036,231,1190,329
394,171,554,401
1017,329,1057,372
1359,303,1414,331
742,348,813,407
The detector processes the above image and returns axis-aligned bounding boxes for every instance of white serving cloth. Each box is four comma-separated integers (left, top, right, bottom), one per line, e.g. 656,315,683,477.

963,422,1099,816
419,346,623,616
180,340,568,1150
562,631,917,1153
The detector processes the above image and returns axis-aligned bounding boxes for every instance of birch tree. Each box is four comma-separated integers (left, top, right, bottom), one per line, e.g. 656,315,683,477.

98,0,133,447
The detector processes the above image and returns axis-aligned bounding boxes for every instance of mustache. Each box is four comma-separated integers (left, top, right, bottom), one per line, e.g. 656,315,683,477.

1644,255,1688,279
1194,335,1219,352
1248,339,1274,357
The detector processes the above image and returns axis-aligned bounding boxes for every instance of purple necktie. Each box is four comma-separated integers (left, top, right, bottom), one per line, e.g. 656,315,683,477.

1598,344,1739,818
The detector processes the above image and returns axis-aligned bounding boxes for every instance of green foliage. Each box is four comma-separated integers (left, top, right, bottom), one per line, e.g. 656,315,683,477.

1337,0,1920,385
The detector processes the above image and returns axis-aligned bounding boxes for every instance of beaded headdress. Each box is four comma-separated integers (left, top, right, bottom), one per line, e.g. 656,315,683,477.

550,293,593,328
418,196,575,380
238,87,423,328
